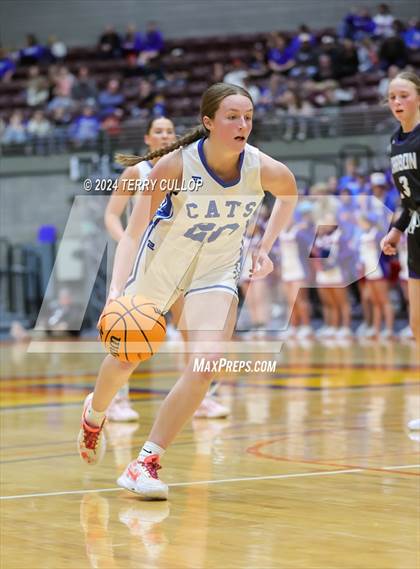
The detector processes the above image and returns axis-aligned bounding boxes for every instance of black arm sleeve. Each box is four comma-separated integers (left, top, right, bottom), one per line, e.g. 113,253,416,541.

393,207,411,232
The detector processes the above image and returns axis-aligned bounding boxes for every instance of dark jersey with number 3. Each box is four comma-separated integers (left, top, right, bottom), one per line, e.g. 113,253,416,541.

390,123,420,232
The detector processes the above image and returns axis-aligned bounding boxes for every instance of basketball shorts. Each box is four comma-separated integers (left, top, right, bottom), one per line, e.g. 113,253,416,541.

124,235,239,313
407,226,420,279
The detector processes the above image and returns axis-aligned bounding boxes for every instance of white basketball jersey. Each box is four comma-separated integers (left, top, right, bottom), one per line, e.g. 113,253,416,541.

150,138,264,259
125,139,265,301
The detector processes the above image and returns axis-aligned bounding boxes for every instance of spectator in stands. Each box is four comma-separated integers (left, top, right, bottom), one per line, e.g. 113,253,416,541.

71,66,97,105
266,32,295,74
2,111,28,145
373,3,395,38
341,8,375,41
0,49,16,82
98,79,125,117
335,39,359,78
133,77,155,111
248,44,269,78
242,75,261,105
403,18,420,51
278,89,318,141
369,171,399,214
289,33,319,79
53,66,75,98
122,24,143,59
289,24,316,56
47,90,74,113
257,73,288,112
69,106,101,146
47,35,67,62
357,37,379,72
27,109,52,138
19,34,46,65
379,24,408,69
211,62,225,83
26,65,49,107
27,109,52,153
50,106,72,150
313,53,336,82
151,94,166,117
101,108,123,136
338,158,361,194
223,59,248,87
138,21,164,66
377,64,399,100
98,25,121,58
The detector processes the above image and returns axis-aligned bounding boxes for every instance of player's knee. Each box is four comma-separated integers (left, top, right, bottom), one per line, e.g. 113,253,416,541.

190,352,223,382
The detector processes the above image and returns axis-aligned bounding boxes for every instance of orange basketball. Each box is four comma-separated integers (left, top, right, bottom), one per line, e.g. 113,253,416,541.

99,295,166,363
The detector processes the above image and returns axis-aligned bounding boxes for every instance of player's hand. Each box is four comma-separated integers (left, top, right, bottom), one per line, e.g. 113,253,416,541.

250,249,273,280
380,228,401,256
96,288,121,330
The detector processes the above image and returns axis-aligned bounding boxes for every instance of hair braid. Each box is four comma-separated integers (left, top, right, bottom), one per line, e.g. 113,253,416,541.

115,125,207,167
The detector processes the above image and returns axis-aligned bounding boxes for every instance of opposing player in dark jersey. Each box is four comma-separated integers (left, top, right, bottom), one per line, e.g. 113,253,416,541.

380,71,420,430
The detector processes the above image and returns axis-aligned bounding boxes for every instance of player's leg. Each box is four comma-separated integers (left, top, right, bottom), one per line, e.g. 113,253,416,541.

407,277,420,346
117,291,237,499
78,356,138,464
171,295,230,419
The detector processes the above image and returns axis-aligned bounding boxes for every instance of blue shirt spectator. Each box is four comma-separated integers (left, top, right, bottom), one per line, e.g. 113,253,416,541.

20,34,46,64
98,79,125,117
266,33,295,73
70,107,101,143
2,111,28,145
122,24,144,55
403,20,420,50
0,54,15,81
143,21,164,52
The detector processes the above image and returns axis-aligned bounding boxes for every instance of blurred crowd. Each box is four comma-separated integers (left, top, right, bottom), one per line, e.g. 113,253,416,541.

0,4,419,149
240,158,413,342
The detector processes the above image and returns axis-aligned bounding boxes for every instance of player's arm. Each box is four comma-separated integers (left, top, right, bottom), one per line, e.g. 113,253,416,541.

104,166,138,242
251,153,298,279
107,150,182,302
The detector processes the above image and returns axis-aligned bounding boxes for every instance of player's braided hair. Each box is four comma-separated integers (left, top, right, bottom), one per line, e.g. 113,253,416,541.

115,83,253,167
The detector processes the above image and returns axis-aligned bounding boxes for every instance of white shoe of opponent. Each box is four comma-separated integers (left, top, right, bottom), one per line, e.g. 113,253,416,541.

117,455,168,500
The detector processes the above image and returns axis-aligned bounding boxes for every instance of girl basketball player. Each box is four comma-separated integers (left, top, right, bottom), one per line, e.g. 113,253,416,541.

380,71,420,429
104,117,228,421
77,83,298,499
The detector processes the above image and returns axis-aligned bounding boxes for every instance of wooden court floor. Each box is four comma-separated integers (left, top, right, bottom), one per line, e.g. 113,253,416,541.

1,338,419,569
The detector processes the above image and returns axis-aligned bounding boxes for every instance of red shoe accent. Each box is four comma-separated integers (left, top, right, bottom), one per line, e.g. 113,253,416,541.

142,455,161,479
81,419,104,451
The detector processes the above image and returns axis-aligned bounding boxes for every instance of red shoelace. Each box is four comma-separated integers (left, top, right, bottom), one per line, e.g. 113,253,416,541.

83,423,101,450
141,455,162,479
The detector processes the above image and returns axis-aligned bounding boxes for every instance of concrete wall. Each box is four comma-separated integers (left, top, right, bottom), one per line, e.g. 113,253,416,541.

1,0,418,48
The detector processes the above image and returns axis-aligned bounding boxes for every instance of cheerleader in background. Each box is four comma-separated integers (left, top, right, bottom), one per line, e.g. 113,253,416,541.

358,212,394,340
276,204,313,340
313,214,353,340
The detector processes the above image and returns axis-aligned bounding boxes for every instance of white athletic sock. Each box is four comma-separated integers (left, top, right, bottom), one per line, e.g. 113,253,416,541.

116,384,129,399
138,441,165,461
85,405,106,428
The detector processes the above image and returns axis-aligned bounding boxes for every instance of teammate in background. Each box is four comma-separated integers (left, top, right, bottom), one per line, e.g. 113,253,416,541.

380,71,420,429
104,116,229,421
78,82,298,499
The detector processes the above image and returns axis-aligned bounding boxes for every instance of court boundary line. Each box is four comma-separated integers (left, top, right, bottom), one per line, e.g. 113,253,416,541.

1,464,419,500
